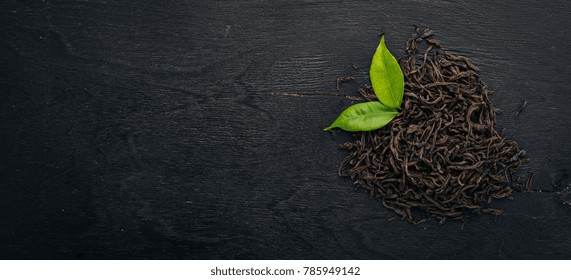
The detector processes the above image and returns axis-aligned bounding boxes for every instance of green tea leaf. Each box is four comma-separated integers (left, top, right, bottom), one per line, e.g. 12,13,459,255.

370,35,404,109
323,101,398,132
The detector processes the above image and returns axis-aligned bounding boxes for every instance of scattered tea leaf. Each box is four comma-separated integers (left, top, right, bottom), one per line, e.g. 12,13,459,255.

323,101,398,132
370,35,404,109
339,27,527,224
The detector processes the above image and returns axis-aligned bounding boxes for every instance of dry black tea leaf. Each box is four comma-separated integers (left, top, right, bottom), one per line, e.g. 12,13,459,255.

338,27,526,224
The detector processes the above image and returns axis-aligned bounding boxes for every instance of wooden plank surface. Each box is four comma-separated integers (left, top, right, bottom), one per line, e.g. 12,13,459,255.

1,0,571,259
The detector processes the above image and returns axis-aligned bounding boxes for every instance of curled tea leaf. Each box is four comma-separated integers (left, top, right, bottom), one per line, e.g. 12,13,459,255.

324,101,398,132
370,35,404,109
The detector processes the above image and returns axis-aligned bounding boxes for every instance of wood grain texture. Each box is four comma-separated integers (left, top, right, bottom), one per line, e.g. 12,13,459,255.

1,0,571,259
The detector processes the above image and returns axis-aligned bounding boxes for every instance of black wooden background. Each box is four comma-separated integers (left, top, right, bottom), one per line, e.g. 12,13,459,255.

2,0,571,259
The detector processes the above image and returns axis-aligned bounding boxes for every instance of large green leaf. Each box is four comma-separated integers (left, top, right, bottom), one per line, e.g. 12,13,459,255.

323,101,398,132
370,35,404,109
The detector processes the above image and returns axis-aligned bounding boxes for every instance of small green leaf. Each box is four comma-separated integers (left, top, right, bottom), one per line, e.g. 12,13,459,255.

370,35,404,109
324,101,398,132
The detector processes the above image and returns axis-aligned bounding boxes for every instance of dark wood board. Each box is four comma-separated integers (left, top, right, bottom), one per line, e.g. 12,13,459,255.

1,0,571,259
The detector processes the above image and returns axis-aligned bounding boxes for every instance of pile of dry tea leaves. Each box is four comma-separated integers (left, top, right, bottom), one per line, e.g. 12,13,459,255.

339,28,527,224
